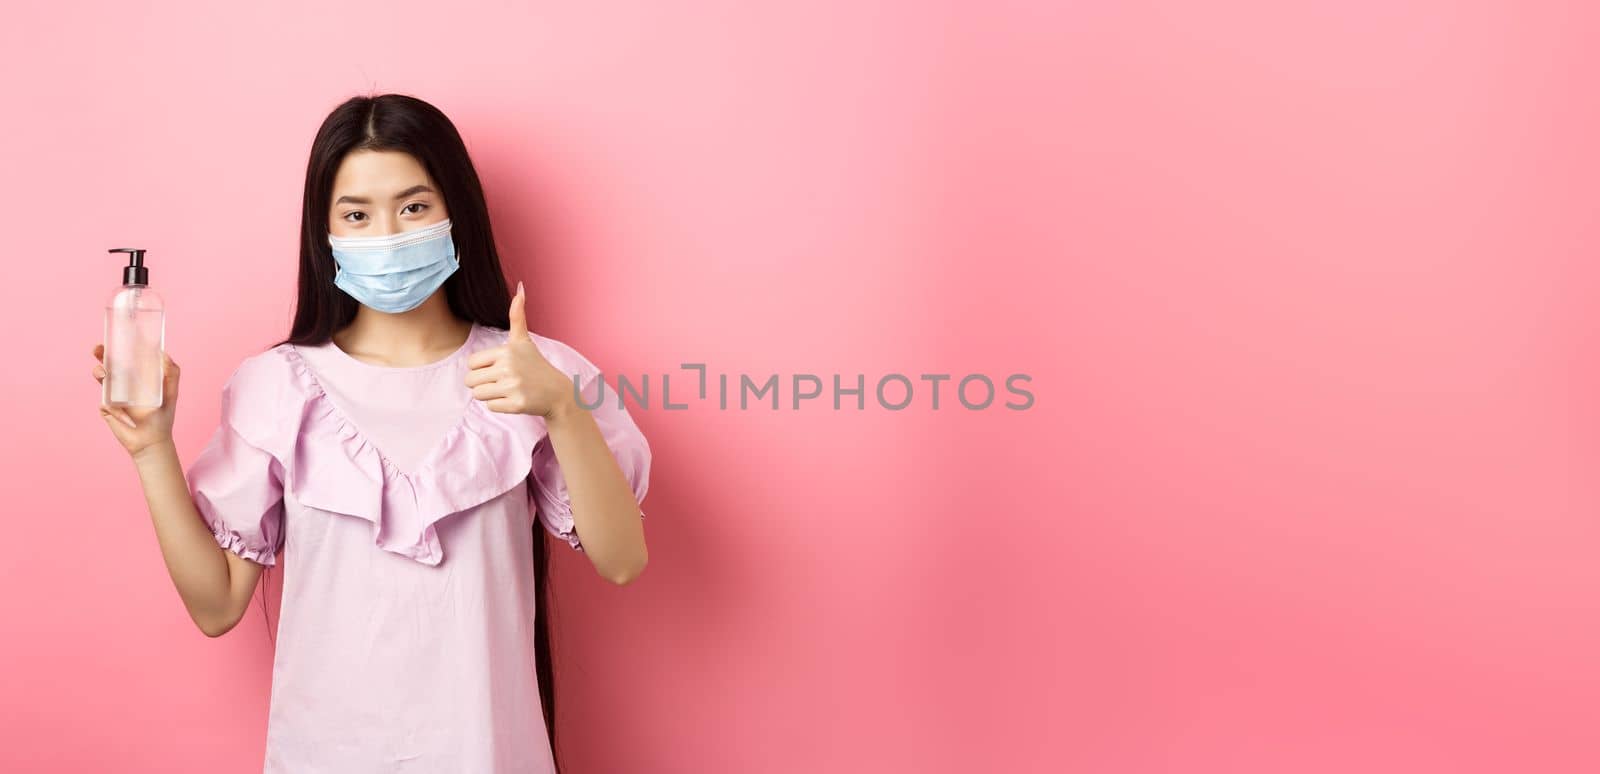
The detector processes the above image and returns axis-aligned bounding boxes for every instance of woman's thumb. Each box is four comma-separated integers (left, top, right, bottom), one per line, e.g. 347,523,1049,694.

508,281,528,339
162,351,180,399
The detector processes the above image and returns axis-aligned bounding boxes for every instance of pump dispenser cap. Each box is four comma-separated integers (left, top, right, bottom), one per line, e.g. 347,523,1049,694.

108,247,149,286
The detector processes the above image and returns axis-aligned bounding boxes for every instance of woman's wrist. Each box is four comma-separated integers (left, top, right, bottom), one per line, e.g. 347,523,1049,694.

541,393,583,427
132,438,178,468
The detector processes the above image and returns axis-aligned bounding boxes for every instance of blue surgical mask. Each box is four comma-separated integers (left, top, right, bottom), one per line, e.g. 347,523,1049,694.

328,218,460,313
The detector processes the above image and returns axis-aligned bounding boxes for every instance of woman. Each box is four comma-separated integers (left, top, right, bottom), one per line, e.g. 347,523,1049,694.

90,93,651,773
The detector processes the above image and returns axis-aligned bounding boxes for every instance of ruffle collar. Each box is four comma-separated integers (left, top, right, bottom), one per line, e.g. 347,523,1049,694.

235,324,546,566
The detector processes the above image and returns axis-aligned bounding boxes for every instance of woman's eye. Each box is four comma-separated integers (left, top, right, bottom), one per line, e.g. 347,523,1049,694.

403,202,429,215
344,211,366,223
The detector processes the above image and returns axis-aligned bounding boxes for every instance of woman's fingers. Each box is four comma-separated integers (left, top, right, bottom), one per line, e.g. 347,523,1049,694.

470,380,509,401
464,363,505,388
100,403,136,429
466,344,505,370
92,363,105,382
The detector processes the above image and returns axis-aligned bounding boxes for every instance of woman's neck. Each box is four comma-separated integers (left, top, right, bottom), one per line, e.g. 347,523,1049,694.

335,293,474,368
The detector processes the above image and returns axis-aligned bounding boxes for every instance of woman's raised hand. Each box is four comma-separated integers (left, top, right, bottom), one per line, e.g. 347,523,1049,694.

92,343,181,460
464,281,579,420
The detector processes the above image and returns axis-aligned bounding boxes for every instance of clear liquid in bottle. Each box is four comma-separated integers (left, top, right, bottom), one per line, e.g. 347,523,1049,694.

103,256,166,409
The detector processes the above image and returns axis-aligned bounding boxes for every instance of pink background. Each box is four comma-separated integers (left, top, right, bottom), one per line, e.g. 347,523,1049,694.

3,2,1597,772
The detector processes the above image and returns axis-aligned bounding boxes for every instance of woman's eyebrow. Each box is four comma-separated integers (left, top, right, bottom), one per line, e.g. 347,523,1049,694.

335,184,436,205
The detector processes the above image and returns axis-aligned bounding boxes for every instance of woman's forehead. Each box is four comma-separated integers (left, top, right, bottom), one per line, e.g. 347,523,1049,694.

333,149,432,193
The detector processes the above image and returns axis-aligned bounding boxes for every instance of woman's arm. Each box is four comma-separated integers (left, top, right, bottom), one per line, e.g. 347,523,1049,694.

465,282,650,582
132,440,262,636
543,398,649,584
94,345,258,637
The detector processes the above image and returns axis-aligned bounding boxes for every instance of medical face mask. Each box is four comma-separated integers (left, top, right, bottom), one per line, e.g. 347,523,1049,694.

328,218,460,313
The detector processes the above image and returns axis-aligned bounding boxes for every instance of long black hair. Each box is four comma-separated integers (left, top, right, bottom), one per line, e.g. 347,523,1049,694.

256,92,565,770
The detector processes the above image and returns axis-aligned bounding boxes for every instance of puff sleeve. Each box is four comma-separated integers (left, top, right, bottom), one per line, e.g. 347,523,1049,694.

529,343,651,552
185,362,288,567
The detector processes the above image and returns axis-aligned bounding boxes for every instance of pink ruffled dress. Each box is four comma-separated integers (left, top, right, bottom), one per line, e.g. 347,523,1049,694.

184,322,650,773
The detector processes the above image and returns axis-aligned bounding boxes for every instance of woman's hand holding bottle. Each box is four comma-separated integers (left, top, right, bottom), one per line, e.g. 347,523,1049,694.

93,343,181,461
92,342,251,636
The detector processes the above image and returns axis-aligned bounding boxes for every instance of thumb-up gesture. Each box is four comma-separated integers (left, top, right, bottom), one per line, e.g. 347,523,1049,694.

465,281,577,419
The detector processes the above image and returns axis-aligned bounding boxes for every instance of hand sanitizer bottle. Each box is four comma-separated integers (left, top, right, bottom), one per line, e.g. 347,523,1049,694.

104,247,166,409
